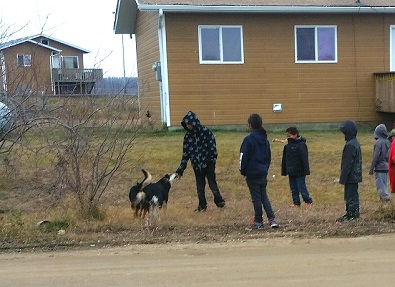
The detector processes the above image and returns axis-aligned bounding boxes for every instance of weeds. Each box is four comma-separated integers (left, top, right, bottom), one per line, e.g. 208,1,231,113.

1,129,395,250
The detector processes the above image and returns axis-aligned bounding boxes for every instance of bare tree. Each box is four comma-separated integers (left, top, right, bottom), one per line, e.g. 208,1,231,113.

40,96,142,217
1,22,146,218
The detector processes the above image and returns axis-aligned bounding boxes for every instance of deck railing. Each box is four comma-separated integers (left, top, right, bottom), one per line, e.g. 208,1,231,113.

51,68,103,83
374,72,395,112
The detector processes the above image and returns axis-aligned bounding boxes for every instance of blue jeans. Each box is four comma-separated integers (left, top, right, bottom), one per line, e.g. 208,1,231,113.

246,176,275,224
288,175,313,205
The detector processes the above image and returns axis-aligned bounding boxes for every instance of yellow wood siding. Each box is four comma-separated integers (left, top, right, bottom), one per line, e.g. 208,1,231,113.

135,11,161,126
3,41,86,95
3,43,51,94
164,13,395,126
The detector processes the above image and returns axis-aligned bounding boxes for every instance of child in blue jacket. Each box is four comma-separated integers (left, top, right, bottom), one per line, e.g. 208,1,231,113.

239,113,278,230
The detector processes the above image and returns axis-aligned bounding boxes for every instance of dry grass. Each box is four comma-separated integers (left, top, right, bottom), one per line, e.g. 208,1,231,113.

1,129,395,251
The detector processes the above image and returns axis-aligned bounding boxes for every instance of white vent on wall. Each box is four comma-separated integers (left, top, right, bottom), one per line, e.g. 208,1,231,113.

273,104,282,112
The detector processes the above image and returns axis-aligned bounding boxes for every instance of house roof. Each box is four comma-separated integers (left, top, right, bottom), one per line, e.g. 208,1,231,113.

137,0,394,5
114,0,395,34
0,34,90,53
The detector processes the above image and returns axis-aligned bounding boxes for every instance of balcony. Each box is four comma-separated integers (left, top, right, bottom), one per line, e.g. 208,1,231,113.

52,68,103,82
51,68,103,95
374,72,395,112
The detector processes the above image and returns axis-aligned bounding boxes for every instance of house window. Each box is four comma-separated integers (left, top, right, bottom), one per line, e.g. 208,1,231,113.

17,54,32,67
63,56,79,69
295,25,337,63
198,25,244,64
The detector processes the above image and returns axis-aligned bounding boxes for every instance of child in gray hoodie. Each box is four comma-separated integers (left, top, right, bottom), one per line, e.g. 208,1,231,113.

369,123,391,202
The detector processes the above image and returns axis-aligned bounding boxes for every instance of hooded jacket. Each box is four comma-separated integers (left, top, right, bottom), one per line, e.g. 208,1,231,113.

239,128,271,178
281,136,310,177
369,123,390,174
176,111,217,175
339,120,362,185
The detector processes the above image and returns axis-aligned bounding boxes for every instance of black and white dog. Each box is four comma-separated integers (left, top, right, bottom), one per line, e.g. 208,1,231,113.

129,169,177,218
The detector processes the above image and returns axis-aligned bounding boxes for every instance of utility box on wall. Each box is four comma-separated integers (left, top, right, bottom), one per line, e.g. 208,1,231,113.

154,61,162,81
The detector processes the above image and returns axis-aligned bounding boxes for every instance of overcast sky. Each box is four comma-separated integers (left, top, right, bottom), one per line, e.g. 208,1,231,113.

0,0,137,78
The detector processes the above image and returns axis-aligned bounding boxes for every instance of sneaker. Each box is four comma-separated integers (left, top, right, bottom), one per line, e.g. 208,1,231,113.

269,218,279,228
290,203,300,207
194,206,207,212
245,223,263,231
336,214,360,222
336,214,348,222
216,201,225,208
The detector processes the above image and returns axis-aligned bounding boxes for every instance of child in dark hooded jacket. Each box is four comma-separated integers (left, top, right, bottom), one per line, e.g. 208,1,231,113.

337,120,362,222
175,111,225,212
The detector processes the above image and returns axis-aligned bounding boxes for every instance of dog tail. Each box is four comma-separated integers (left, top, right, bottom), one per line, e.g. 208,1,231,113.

141,169,152,189
135,191,146,205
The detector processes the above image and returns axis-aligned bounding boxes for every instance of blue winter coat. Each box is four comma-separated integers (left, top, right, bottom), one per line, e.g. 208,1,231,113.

239,128,271,178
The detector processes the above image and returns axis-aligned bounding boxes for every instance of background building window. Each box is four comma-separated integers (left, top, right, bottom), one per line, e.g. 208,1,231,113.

199,25,244,64
63,56,79,69
295,26,337,63
17,54,32,67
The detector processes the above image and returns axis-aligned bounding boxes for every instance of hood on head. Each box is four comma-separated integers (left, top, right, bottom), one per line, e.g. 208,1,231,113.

181,111,202,132
374,123,388,139
339,120,358,141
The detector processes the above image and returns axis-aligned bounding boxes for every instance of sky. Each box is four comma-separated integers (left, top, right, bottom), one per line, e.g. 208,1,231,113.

0,0,137,78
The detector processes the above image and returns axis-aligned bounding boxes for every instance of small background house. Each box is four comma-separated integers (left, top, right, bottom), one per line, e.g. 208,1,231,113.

114,0,395,129
0,34,103,96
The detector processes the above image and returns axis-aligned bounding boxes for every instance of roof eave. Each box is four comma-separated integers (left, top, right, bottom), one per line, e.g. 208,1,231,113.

113,3,395,35
114,0,138,35
138,5,395,13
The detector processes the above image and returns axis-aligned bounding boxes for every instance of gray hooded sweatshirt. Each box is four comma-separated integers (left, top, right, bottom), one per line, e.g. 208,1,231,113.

369,123,390,174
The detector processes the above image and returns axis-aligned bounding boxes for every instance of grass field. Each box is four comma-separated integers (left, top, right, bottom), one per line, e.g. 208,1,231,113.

1,128,395,251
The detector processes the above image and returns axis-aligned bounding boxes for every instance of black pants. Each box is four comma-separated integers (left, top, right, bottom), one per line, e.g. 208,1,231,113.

194,162,224,208
344,183,360,217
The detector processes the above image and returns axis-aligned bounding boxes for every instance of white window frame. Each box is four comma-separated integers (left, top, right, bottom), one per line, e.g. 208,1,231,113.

62,56,79,69
390,25,395,71
198,25,244,64
17,54,32,67
295,25,338,64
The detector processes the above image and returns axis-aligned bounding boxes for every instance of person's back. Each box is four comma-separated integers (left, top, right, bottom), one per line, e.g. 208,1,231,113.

239,127,271,178
239,113,278,230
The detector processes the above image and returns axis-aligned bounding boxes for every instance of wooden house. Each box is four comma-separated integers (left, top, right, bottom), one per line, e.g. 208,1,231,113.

0,34,103,96
114,0,395,129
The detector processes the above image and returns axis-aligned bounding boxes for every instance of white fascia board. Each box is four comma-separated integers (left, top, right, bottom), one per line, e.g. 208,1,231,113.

27,40,62,52
138,5,395,14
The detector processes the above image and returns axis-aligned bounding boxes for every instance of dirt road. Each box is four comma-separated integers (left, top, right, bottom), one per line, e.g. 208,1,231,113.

1,234,395,287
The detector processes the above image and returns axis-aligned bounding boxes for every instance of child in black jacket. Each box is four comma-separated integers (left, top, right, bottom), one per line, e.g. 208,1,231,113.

337,120,362,222
281,127,313,207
